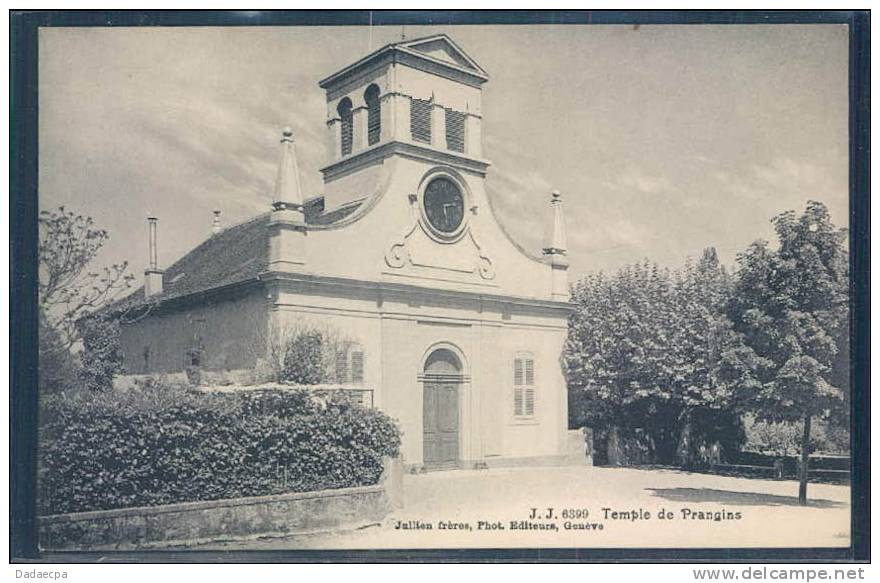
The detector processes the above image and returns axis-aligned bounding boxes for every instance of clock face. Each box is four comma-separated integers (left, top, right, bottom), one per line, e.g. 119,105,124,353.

423,177,465,234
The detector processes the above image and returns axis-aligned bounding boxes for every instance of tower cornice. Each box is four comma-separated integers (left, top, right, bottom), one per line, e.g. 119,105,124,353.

320,140,491,181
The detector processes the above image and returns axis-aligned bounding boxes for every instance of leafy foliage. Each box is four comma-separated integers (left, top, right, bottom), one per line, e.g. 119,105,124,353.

728,200,848,423
742,416,804,458
564,249,756,463
38,207,135,394
38,381,401,514
743,415,849,457
259,322,353,385
730,203,849,502
77,314,124,391
565,201,849,492
38,312,79,395
281,329,325,384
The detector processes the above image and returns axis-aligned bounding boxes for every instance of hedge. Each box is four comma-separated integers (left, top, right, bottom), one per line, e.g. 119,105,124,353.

38,382,401,515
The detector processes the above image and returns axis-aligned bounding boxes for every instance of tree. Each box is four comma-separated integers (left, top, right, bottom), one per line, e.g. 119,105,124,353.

728,201,848,504
39,206,133,391
38,311,79,395
564,263,676,458
669,249,757,466
564,251,759,466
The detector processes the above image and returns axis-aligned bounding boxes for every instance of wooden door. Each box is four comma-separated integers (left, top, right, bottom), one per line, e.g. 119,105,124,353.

423,381,459,467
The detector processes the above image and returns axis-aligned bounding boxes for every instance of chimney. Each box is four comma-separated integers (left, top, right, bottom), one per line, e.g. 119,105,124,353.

268,127,308,271
144,216,164,297
212,209,222,235
542,190,569,300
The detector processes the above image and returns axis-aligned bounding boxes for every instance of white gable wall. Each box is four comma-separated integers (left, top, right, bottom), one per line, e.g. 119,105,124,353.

268,281,569,467
273,35,573,467
310,156,558,299
269,146,571,467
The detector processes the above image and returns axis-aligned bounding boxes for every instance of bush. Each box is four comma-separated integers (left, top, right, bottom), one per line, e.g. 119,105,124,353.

38,382,401,515
280,329,325,384
78,314,124,391
262,322,353,384
39,315,79,395
743,415,849,457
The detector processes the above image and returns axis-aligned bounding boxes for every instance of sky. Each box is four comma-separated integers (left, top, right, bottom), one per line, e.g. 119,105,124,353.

39,24,849,284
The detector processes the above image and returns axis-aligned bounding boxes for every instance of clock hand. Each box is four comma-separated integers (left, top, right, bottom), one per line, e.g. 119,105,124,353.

442,202,455,223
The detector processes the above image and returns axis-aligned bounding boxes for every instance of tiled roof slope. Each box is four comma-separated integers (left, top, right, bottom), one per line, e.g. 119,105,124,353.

160,212,272,299
107,197,365,314
107,212,272,314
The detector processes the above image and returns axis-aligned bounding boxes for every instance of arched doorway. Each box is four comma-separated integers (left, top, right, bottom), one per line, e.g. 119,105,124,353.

421,347,463,469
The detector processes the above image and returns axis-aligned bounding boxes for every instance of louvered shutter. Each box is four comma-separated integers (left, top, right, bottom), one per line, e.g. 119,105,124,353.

514,354,536,417
524,357,535,416
366,88,381,146
335,347,349,383
351,347,364,384
410,99,433,143
445,109,466,153
367,107,380,145
513,357,524,416
340,115,353,156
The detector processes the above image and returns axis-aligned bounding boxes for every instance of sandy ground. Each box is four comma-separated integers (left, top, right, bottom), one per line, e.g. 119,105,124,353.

201,465,850,550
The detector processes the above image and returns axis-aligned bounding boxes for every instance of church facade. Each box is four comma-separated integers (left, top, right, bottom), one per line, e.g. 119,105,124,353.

116,35,573,470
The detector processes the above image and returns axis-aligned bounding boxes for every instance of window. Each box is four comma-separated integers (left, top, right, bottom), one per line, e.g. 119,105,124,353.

365,84,381,146
445,108,466,153
337,97,353,156
514,352,535,417
410,98,433,143
336,342,365,384
187,336,203,367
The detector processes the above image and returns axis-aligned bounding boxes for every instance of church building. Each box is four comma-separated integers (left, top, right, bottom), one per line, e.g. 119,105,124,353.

116,34,573,470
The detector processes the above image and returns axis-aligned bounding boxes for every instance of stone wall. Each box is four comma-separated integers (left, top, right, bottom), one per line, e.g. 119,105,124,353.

40,459,403,550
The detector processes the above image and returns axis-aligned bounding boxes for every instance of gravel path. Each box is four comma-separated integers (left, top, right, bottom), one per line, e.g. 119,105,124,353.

201,465,850,550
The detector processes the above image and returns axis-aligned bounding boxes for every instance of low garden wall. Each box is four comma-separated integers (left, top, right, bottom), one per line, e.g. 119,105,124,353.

37,382,404,549
40,458,403,550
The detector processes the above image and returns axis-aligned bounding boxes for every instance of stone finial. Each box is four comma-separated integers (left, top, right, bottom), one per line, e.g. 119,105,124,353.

211,209,222,235
543,189,568,261
272,126,305,217
543,190,569,301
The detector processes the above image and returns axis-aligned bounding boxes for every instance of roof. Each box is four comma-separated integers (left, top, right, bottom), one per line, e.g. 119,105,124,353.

107,197,362,314
106,213,272,315
319,33,489,89
303,196,363,226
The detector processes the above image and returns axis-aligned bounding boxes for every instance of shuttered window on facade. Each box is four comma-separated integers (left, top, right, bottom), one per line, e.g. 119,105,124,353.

365,85,381,146
410,98,433,144
336,342,365,384
351,347,364,384
335,348,349,383
514,352,536,417
445,109,466,153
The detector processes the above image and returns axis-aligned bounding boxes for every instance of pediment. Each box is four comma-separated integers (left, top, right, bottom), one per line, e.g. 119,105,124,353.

399,35,488,78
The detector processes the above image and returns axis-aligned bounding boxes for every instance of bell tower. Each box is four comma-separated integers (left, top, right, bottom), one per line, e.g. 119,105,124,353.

318,34,490,213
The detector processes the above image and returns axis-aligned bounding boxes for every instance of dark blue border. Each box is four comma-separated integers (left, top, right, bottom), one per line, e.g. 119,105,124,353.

9,10,870,563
